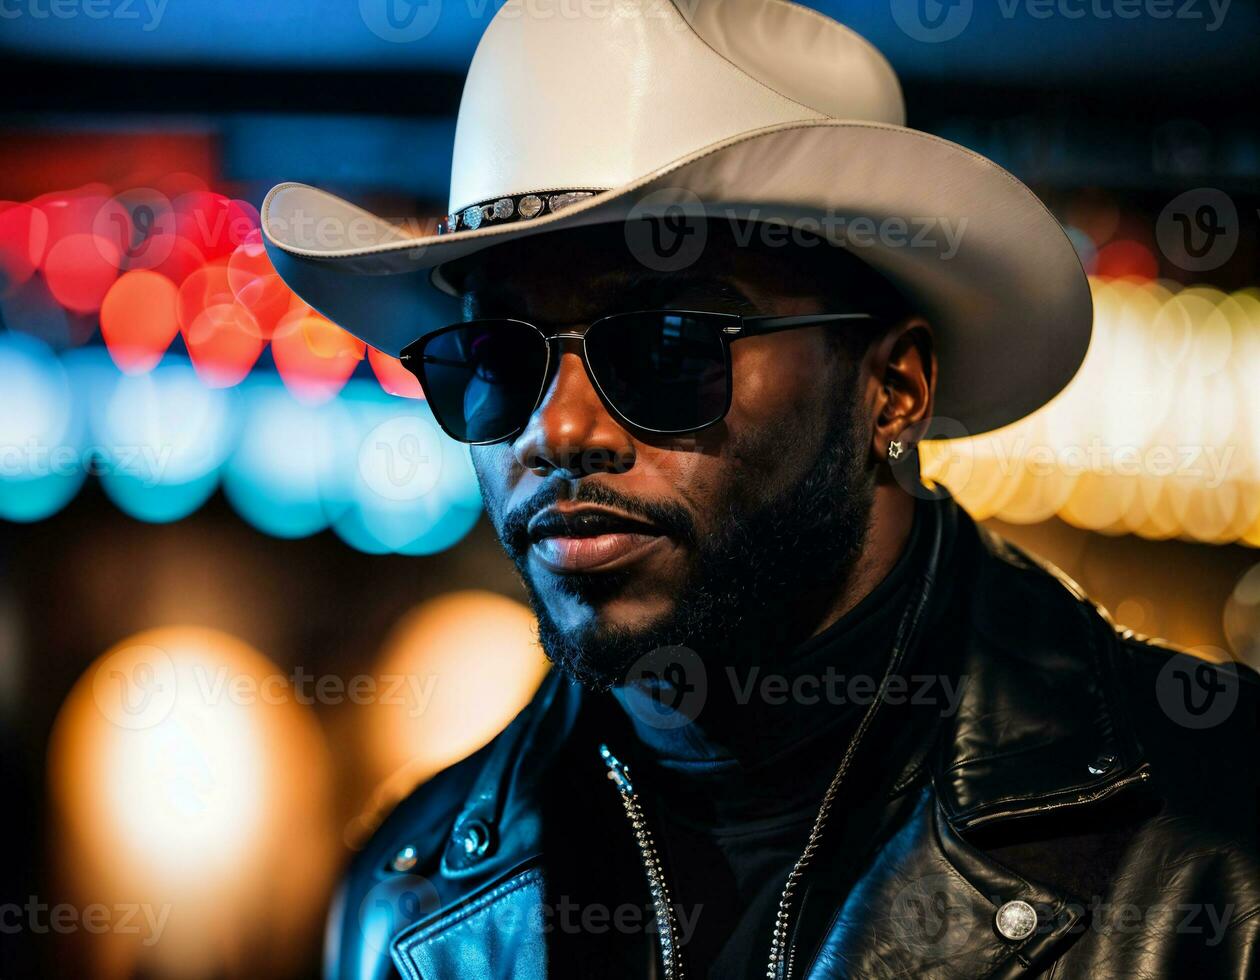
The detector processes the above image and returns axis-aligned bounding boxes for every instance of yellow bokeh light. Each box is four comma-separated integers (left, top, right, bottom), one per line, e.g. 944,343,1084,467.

346,590,550,845
47,627,337,980
922,277,1260,547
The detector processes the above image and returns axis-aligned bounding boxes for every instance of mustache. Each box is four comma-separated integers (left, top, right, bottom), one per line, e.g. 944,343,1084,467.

499,480,699,559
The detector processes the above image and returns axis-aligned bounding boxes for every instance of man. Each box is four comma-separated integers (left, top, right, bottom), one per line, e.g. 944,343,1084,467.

263,2,1259,977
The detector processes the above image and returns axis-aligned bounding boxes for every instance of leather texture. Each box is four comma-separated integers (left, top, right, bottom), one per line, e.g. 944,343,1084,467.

325,499,1260,979
260,0,1093,437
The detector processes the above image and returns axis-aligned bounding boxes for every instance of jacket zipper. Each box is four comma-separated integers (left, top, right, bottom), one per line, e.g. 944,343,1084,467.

600,745,686,980
600,733,863,980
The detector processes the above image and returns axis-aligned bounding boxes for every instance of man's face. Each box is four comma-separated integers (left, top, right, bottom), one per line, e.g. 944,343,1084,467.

453,222,881,689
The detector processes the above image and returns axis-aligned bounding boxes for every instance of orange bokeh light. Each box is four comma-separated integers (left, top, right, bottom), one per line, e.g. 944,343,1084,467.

271,309,366,403
99,269,181,374
176,259,235,332
47,627,337,980
228,231,299,338
184,302,265,387
368,345,425,399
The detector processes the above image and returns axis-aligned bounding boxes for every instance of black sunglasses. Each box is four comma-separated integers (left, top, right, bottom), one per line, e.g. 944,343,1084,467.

399,310,876,445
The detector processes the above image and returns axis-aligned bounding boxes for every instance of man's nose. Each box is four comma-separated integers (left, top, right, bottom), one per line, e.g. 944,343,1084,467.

511,347,636,477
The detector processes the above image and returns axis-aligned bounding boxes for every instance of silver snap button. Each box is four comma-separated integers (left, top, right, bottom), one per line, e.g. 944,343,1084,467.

390,845,418,873
995,899,1038,941
461,820,492,858
1087,753,1117,776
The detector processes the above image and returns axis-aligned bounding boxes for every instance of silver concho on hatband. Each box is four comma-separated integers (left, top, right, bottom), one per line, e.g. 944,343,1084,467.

438,190,604,235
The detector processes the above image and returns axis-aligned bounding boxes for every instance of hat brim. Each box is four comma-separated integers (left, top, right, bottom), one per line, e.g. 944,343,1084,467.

262,119,1092,438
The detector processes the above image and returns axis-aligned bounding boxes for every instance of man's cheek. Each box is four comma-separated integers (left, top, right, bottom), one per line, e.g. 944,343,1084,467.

470,447,512,523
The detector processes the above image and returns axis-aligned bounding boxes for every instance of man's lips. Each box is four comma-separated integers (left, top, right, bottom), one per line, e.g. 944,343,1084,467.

526,505,669,573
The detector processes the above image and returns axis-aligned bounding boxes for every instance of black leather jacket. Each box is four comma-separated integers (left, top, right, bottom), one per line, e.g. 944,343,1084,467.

327,501,1260,979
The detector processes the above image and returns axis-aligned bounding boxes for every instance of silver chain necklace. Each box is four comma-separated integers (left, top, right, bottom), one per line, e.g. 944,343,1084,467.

600,551,935,980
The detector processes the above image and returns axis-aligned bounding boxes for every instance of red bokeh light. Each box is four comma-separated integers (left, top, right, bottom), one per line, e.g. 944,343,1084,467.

33,187,131,267
43,233,121,313
125,232,205,285
0,203,49,293
1095,239,1159,280
173,193,257,263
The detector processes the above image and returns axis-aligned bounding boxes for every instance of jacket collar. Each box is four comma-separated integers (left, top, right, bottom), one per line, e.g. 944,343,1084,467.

928,513,1150,833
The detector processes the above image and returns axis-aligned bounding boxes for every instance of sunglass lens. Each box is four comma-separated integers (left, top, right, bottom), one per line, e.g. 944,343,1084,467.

585,312,729,433
416,321,547,443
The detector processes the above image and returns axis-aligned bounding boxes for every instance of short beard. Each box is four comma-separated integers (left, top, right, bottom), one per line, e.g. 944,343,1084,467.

496,381,874,691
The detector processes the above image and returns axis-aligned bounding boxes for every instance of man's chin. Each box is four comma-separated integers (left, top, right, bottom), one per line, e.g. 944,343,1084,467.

530,597,684,692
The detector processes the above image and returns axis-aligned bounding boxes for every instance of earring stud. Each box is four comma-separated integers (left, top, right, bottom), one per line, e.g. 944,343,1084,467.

887,439,905,461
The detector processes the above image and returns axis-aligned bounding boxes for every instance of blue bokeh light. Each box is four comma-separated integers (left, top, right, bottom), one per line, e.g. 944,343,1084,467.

223,377,354,538
94,357,236,523
0,332,85,522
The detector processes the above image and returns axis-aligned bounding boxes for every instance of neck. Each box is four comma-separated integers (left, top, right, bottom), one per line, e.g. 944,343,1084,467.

816,481,916,631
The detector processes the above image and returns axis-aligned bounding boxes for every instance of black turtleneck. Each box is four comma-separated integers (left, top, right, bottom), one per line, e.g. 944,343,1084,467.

610,496,948,979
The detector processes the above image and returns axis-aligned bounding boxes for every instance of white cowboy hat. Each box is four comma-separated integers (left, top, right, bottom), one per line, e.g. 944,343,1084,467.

261,0,1092,437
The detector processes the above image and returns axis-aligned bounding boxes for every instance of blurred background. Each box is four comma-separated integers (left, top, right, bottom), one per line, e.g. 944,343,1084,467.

2,1,1260,976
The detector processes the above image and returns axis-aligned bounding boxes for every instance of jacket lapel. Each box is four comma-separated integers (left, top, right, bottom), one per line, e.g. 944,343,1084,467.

802,790,1085,979
802,514,1153,978
391,866,549,980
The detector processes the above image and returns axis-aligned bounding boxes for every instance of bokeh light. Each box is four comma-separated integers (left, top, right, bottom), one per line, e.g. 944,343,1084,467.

347,592,549,842
222,377,354,538
99,269,180,374
368,345,425,399
921,279,1260,546
330,381,482,554
227,229,298,339
93,359,236,522
47,627,337,980
43,233,121,313
271,309,366,404
0,331,85,521
0,202,48,293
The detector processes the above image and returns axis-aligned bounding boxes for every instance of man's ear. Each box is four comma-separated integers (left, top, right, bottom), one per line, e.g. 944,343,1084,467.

867,316,936,463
